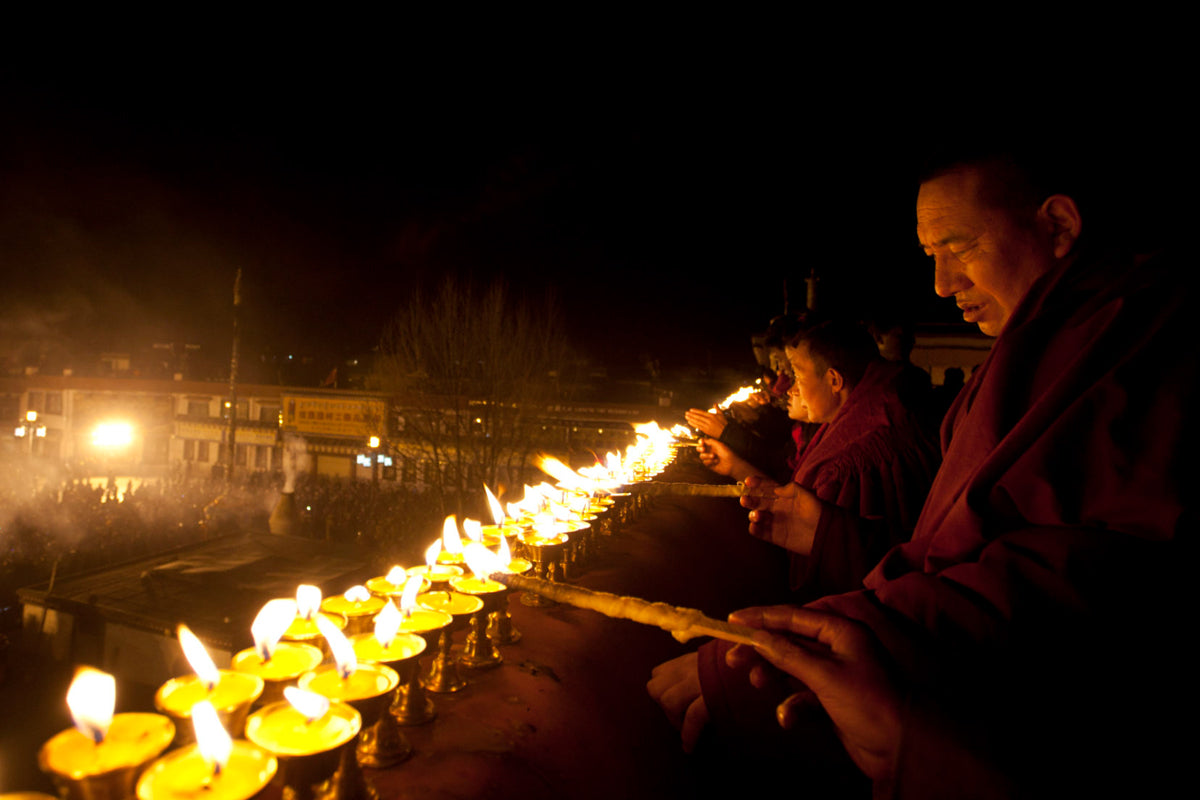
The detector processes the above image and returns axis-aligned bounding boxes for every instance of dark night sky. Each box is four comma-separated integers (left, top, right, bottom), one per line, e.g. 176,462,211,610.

1,57,1188,377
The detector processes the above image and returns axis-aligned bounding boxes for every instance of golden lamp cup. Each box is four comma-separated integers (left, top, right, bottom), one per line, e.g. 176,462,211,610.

448,575,507,670
154,670,264,748
135,739,277,800
244,699,360,800
349,632,427,730
517,533,569,607
415,591,482,693
486,557,532,645
230,642,323,708
38,713,175,800
281,612,347,659
366,572,433,601
320,593,387,637
388,609,451,724
298,662,400,800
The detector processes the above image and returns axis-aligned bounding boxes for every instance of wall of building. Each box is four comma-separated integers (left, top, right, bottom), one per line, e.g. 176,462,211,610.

2,376,669,487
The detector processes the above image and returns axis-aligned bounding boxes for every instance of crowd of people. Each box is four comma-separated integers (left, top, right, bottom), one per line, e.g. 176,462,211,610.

0,467,444,621
647,134,1194,797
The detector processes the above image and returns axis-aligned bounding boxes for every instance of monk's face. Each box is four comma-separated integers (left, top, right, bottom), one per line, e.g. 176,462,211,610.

917,165,1058,337
787,344,839,424
783,352,809,422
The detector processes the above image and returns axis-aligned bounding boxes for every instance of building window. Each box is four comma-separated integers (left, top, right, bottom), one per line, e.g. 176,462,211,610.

236,444,248,466
45,392,63,415
255,446,269,470
259,405,280,424
197,441,210,462
223,400,250,420
184,440,196,461
188,401,210,418
27,391,44,412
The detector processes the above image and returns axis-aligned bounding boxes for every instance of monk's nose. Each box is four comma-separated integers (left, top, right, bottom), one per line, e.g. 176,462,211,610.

933,255,967,298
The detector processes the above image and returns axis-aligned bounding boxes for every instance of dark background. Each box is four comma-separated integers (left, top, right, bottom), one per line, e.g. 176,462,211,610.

1,55,1189,378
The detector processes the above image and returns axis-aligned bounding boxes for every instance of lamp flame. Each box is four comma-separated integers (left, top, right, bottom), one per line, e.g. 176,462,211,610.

385,565,407,585
192,700,232,776
423,541,441,569
484,485,505,525
374,600,402,648
497,531,512,563
463,518,483,543
296,585,322,620
532,511,565,539
399,576,421,616
537,454,594,494
251,599,297,661
442,515,463,554
518,484,546,514
717,385,756,409
316,615,356,679
284,686,330,723
344,585,371,603
463,542,507,579
67,667,115,744
178,624,220,691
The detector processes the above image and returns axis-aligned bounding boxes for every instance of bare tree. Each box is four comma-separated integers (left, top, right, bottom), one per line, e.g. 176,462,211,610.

374,277,568,514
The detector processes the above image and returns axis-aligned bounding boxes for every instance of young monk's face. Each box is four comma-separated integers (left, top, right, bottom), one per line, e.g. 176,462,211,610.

787,344,839,424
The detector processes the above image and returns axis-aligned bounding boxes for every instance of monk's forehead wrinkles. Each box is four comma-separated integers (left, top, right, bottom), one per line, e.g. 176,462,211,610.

916,210,970,245
917,197,959,222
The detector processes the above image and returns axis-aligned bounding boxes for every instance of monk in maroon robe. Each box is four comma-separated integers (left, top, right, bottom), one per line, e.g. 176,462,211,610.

697,320,940,598
651,149,1196,797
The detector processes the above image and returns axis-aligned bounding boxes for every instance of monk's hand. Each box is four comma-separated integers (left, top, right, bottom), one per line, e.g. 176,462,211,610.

740,476,822,555
647,652,709,753
745,390,770,407
697,438,735,477
726,401,761,425
729,606,904,784
685,408,728,439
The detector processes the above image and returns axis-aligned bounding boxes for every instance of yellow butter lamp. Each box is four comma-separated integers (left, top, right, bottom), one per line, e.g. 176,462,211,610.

230,599,322,706
155,624,262,746
303,616,406,769
136,700,277,800
39,667,175,799
321,585,386,636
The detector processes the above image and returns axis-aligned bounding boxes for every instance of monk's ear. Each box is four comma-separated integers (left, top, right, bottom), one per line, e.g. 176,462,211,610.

826,368,845,394
1038,194,1083,258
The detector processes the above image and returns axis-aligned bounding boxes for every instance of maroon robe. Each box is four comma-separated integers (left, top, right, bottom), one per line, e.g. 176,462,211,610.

782,359,940,597
700,246,1197,797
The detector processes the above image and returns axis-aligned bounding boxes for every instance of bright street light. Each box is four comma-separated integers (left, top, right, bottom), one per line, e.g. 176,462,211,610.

92,422,134,449
15,410,47,455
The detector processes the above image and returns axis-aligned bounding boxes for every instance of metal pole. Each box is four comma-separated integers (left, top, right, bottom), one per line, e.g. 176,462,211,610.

226,268,242,485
